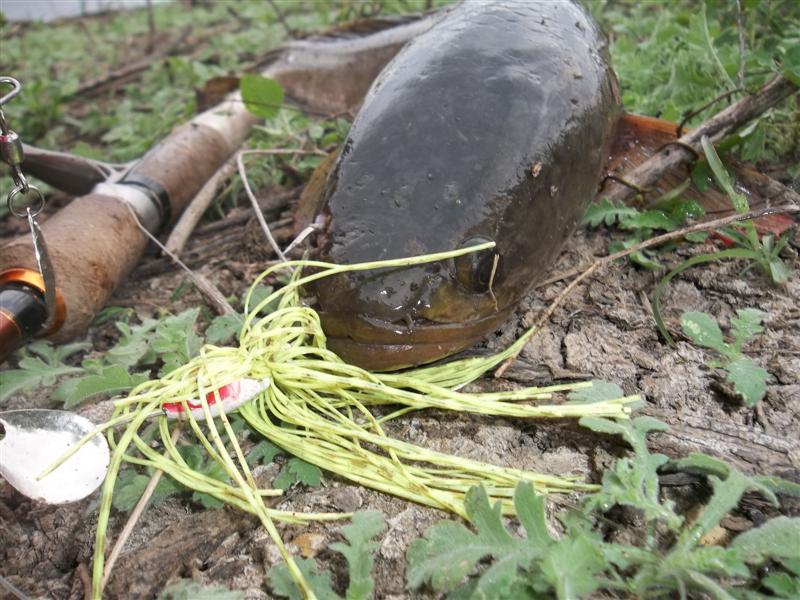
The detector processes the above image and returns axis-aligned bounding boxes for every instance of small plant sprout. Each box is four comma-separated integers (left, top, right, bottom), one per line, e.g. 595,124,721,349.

651,137,793,345
582,195,706,270
407,417,800,600
268,511,385,600
681,309,770,406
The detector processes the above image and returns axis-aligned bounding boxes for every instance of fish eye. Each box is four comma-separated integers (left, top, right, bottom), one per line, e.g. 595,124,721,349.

453,237,501,293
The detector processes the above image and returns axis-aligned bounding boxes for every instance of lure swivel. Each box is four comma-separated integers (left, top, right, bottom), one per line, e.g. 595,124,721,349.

0,77,64,361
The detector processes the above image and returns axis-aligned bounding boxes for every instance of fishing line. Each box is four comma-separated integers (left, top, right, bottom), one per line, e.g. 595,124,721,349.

85,244,639,598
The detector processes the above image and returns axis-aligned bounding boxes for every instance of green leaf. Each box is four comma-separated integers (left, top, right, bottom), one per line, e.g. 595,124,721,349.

629,250,664,271
153,308,203,375
731,517,800,563
60,364,149,408
782,44,800,86
764,572,800,598
608,237,665,270
567,380,625,404
578,416,631,439
240,74,284,119
245,284,277,315
106,318,159,369
580,417,679,529
407,486,539,598
274,458,322,490
177,444,204,470
785,558,800,577
691,160,713,193
205,313,244,345
769,257,791,284
673,469,779,557
540,534,605,599
329,511,385,600
406,520,485,593
681,311,728,354
581,198,640,228
158,578,244,600
514,483,552,548
700,135,748,213
665,544,749,579
247,440,283,465
684,231,709,243
652,197,705,222
308,123,325,140
112,469,182,512
584,453,681,530
91,306,135,327
667,453,731,479
268,557,339,600
192,456,230,508
0,342,87,402
618,209,678,231
730,308,765,351
579,416,667,453
752,475,800,498
725,358,768,406
24,340,87,364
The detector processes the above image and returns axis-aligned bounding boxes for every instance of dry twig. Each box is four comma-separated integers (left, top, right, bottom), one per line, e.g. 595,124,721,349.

70,28,191,99
494,203,799,377
125,205,235,315
102,427,182,588
236,149,324,262
165,158,238,256
736,0,746,91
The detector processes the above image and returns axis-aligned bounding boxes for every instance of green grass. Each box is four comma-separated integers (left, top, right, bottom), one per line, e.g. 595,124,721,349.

591,0,800,166
2,0,796,182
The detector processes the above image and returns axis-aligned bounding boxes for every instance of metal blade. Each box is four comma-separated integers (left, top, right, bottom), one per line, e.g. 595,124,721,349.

0,409,109,504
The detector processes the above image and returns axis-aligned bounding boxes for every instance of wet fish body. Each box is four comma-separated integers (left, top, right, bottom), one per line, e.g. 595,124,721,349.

307,0,621,370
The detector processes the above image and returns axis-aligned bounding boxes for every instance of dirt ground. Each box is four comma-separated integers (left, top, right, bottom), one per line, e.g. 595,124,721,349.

1,186,798,598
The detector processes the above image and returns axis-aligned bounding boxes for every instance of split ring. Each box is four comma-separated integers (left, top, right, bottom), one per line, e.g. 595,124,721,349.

7,185,45,218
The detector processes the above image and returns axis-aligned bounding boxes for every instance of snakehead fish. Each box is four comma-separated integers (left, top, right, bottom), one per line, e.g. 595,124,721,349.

299,0,621,370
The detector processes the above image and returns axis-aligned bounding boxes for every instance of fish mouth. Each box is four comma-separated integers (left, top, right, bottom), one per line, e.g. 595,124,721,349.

319,307,514,371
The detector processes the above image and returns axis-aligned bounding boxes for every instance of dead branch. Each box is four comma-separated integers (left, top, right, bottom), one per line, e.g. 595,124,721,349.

104,509,253,599
125,205,235,315
102,426,182,588
165,158,238,256
145,0,156,54
135,215,295,278
69,27,191,99
603,76,798,204
196,187,300,235
731,161,800,208
535,206,798,292
267,0,298,39
648,409,800,473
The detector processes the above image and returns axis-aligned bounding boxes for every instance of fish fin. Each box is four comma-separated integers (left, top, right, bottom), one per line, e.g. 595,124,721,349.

294,148,338,236
314,12,438,39
603,112,796,237
20,144,128,197
262,12,441,116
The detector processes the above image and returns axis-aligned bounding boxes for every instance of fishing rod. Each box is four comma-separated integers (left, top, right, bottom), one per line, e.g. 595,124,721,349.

0,13,437,363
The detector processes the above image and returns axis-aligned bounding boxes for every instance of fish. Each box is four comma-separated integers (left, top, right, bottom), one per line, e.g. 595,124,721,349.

297,0,621,370
297,0,795,371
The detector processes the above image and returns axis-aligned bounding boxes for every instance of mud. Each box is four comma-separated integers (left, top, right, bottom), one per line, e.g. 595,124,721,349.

2,212,798,599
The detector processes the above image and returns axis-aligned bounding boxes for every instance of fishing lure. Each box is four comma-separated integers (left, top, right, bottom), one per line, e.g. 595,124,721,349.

88,246,639,599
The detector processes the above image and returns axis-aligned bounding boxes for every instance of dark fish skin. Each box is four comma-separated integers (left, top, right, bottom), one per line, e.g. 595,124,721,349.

310,0,621,370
